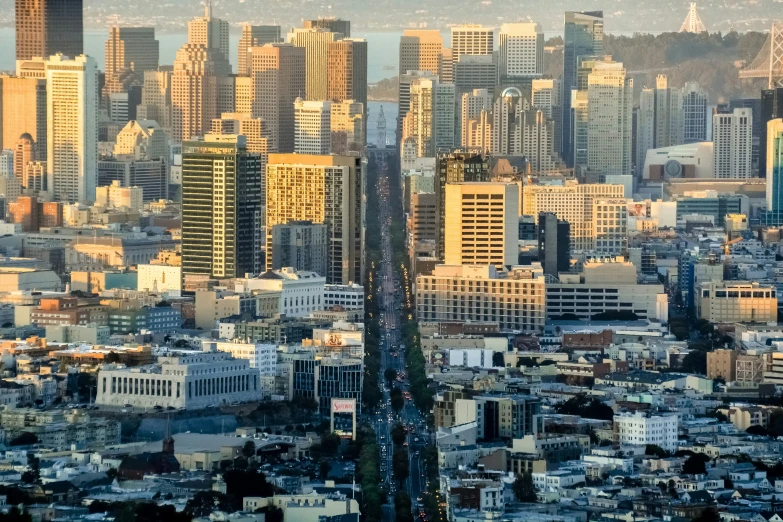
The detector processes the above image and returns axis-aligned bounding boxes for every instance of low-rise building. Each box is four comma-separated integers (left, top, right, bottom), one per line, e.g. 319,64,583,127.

0,409,120,449
697,281,778,324
614,411,678,451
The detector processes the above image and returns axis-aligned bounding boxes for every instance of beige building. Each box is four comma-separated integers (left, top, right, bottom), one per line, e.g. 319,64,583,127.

327,39,368,110
103,27,159,98
294,100,332,154
266,154,364,285
237,25,280,76
137,264,183,297
408,192,438,244
416,264,546,333
95,181,143,211
592,198,628,254
444,182,519,267
0,267,61,293
736,354,765,383
249,43,306,153
187,4,230,62
399,30,443,78
211,113,269,201
287,28,343,101
697,281,778,324
718,405,771,431
706,349,737,381
0,75,47,161
113,120,169,161
330,100,364,154
244,494,359,522
136,69,172,132
522,180,625,252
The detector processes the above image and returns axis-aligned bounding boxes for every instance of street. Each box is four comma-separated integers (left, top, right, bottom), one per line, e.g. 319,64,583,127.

370,155,429,521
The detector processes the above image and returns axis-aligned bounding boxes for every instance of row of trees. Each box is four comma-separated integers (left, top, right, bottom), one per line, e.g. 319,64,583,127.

356,425,383,522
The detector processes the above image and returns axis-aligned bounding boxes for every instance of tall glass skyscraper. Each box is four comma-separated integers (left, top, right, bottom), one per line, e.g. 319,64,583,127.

562,11,603,167
766,119,783,220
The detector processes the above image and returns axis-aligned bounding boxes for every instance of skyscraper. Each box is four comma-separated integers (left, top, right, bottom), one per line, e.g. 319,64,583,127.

451,25,494,69
137,68,173,133
498,22,544,81
401,78,455,158
288,28,344,101
15,0,83,61
760,88,783,178
682,81,708,144
399,30,443,78
295,99,332,155
460,89,493,148
45,54,98,204
181,134,261,279
765,119,783,217
249,43,306,153
0,75,47,160
538,212,570,277
103,27,160,101
444,182,519,268
586,59,633,177
713,108,753,179
266,154,364,285
187,4,230,65
327,39,368,110
237,25,281,76
304,18,351,37
636,75,684,176
329,100,364,154
211,112,269,203
532,79,562,152
562,11,604,163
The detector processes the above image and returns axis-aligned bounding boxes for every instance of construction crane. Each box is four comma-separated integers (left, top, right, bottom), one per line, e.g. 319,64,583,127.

724,235,743,256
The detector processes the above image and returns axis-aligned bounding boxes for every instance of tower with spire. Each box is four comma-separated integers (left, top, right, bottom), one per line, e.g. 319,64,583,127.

679,3,707,34
162,415,175,454
377,105,387,147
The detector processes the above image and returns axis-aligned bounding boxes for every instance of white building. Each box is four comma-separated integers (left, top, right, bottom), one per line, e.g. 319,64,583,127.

460,89,493,149
95,181,143,210
207,340,277,393
641,142,714,180
95,349,262,410
636,75,684,176
0,150,13,176
235,267,325,318
683,82,709,144
294,99,331,155
592,199,628,254
713,108,753,179
586,60,633,177
114,120,170,161
45,54,99,203
531,79,560,120
614,411,678,451
497,23,543,79
323,283,364,313
137,264,183,297
532,469,586,491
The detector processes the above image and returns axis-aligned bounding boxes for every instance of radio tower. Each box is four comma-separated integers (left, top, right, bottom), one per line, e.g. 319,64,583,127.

377,105,387,147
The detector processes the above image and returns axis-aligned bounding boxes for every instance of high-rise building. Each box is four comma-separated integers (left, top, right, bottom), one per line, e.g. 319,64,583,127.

237,25,281,76
266,154,364,285
398,70,438,120
14,134,35,185
636,75,684,176
453,56,497,137
287,28,343,101
137,68,173,133
523,110,564,174
295,99,332,155
491,87,529,155
460,89,493,148
104,27,159,99
401,78,455,159
303,18,351,38
113,119,169,161
713,108,753,179
330,100,364,154
181,134,262,279
435,152,490,260
592,198,628,254
0,75,47,161
760,88,783,179
211,112,269,203
562,11,603,164
327,39,368,110
249,43,306,153
765,119,783,218
399,30,443,78
531,79,561,120
45,55,98,204
586,59,633,177
538,212,570,277
15,0,83,61
451,25,494,69
270,221,330,276
187,4,230,64
444,182,519,267
498,22,544,81
683,81,709,144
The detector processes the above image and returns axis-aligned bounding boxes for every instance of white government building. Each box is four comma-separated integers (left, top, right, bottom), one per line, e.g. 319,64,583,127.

95,349,262,409
614,411,679,452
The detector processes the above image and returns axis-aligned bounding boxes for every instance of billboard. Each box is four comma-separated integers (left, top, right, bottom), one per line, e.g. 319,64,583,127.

331,398,356,413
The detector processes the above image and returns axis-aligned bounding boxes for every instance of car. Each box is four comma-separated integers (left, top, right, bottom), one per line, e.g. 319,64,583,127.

414,437,419,442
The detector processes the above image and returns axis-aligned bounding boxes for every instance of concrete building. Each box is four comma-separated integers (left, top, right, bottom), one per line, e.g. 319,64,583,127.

136,69,172,133
270,221,329,276
206,340,277,381
137,264,183,297
0,75,47,161
44,324,111,345
95,181,143,211
182,134,262,279
697,281,778,324
398,30,443,79
460,89,493,149
97,159,168,203
235,268,326,318
329,99,364,154
294,100,332,154
0,409,119,450
266,154,364,285
586,59,633,176
323,284,364,313
498,23,543,80
187,4,230,63
451,25,494,69
287,28,343,101
592,199,628,254
713,108,753,179
444,183,519,268
96,349,262,409
0,267,61,292
113,120,169,161
683,81,709,144
636,75,684,176
614,411,678,451
474,395,543,440
103,27,159,99
194,289,261,330
327,38,368,110
15,0,83,61
538,212,570,277
401,77,455,158
237,25,281,76
45,55,99,203
706,349,737,382
244,493,359,522
641,142,714,180
416,264,546,333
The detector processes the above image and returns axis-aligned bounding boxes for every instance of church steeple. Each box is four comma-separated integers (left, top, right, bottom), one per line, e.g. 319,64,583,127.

162,415,175,454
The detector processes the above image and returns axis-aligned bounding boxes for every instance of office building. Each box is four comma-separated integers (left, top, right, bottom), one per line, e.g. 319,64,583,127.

697,281,778,324
295,100,332,154
562,11,603,163
327,39,368,110
249,43,306,153
615,412,678,451
475,395,542,440
266,154,364,285
236,267,326,318
592,199,628,254
211,112,269,202
14,134,35,184
330,100,364,154
136,68,172,132
546,259,667,321
401,78,455,158
15,0,83,61
408,192,438,245
538,212,570,277
586,59,633,176
137,264,183,296
398,30,443,78
460,89,493,148
207,341,277,380
760,88,783,178
290,355,363,417
767,119,783,219
706,349,737,381
114,120,169,161
304,18,350,37
636,75,684,176
45,55,99,204
237,25,281,76
522,180,625,252
398,70,438,126
532,79,561,151
288,28,343,101
104,27,159,98
97,159,168,202
713,108,753,179
444,183,519,267
0,75,47,160
436,151,490,260
451,25,494,69
270,221,329,276
454,54,497,98
497,22,544,81
522,109,564,174
96,350,262,410
95,180,142,210
416,264,547,332
187,4,230,63
682,81,708,144
181,134,262,279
